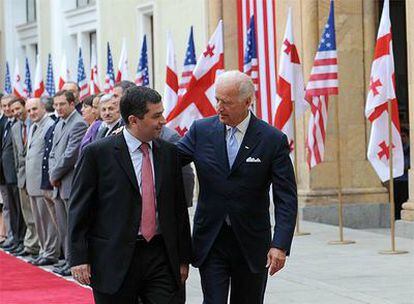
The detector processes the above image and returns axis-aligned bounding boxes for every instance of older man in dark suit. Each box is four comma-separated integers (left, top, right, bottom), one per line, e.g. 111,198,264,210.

69,86,191,304
178,71,298,304
0,95,25,252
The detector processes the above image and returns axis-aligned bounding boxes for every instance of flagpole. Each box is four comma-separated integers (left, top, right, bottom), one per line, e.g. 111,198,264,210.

328,98,355,245
379,99,408,255
293,103,310,236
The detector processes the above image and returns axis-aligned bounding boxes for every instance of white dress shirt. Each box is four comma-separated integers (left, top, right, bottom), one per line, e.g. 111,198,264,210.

122,127,159,234
225,111,251,151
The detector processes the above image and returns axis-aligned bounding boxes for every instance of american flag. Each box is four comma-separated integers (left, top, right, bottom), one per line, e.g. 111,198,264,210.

178,26,197,97
135,35,149,87
45,54,55,97
104,42,115,93
237,0,277,124
24,58,32,98
4,61,12,94
305,0,338,168
243,15,260,113
77,48,89,100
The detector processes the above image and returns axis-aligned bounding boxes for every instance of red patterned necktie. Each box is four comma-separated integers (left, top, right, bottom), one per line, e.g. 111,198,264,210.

139,143,156,241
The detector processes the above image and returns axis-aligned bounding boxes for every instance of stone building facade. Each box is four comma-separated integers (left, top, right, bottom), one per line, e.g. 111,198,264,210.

1,0,412,234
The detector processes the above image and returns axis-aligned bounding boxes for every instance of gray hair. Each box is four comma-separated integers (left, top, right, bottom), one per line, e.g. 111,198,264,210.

99,93,114,104
216,70,255,102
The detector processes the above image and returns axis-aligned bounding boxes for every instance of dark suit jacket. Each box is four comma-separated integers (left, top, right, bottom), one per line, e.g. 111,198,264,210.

68,133,191,294
1,119,18,185
0,115,8,184
177,114,297,273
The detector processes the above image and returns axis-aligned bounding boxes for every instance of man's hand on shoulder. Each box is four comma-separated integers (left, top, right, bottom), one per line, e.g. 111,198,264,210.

71,264,91,285
266,248,286,276
180,264,189,284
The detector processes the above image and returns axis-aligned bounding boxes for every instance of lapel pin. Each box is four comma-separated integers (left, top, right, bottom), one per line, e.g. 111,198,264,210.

245,146,250,149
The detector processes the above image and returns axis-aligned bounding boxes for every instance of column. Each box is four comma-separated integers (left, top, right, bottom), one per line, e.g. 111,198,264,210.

400,0,414,223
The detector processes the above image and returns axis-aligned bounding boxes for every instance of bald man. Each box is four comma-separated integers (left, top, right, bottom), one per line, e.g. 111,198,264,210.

25,98,59,265
177,70,297,304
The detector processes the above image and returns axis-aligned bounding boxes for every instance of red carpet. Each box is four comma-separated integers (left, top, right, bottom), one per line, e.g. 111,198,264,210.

0,250,94,304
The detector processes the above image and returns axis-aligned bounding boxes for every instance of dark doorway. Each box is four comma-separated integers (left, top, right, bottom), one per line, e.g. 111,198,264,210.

378,0,409,219
378,0,409,127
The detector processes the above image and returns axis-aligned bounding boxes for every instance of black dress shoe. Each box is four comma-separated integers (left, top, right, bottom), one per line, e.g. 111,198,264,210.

34,257,58,266
53,264,71,276
53,260,66,268
8,243,24,254
29,255,42,264
14,248,38,257
0,241,18,251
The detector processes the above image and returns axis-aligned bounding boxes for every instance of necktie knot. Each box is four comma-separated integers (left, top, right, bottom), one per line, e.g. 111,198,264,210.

140,143,150,156
230,127,238,137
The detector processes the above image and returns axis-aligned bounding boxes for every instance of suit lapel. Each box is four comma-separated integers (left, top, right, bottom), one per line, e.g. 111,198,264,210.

152,140,163,197
229,114,261,174
113,134,140,193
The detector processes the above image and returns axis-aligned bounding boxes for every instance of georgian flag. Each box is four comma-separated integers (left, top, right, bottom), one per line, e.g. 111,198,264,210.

13,59,25,98
274,8,307,156
58,53,70,90
167,20,224,136
89,46,101,94
365,0,403,182
116,38,129,82
33,54,45,98
163,32,179,118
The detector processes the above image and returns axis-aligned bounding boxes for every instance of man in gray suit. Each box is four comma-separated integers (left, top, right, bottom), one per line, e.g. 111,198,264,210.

25,98,59,265
9,98,39,257
49,90,87,276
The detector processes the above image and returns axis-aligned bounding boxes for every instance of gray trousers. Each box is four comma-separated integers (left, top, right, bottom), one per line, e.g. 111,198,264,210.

54,196,69,260
29,195,59,259
19,188,39,253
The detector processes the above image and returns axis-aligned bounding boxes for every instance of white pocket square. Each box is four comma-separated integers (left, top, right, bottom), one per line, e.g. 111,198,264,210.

246,157,261,163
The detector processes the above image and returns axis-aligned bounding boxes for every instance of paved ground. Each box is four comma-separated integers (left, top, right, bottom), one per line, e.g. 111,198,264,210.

7,220,414,304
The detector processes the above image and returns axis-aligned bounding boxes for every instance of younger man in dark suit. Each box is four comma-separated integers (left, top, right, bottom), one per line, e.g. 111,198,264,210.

69,86,191,304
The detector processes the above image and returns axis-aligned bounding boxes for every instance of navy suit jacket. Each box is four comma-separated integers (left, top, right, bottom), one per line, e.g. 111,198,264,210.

177,114,297,273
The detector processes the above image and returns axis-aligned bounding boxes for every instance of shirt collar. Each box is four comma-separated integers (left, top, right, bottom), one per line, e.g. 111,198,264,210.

107,118,121,130
226,111,251,135
62,109,77,123
123,127,153,153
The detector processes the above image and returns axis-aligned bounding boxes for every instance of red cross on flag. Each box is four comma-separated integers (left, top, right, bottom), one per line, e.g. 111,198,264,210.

58,53,70,90
167,20,224,136
116,38,129,82
273,8,307,158
163,32,179,118
12,58,25,98
365,0,403,182
33,54,45,98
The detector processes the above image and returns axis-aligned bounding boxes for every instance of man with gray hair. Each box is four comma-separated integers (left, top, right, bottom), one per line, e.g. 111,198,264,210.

95,93,123,139
177,70,297,303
